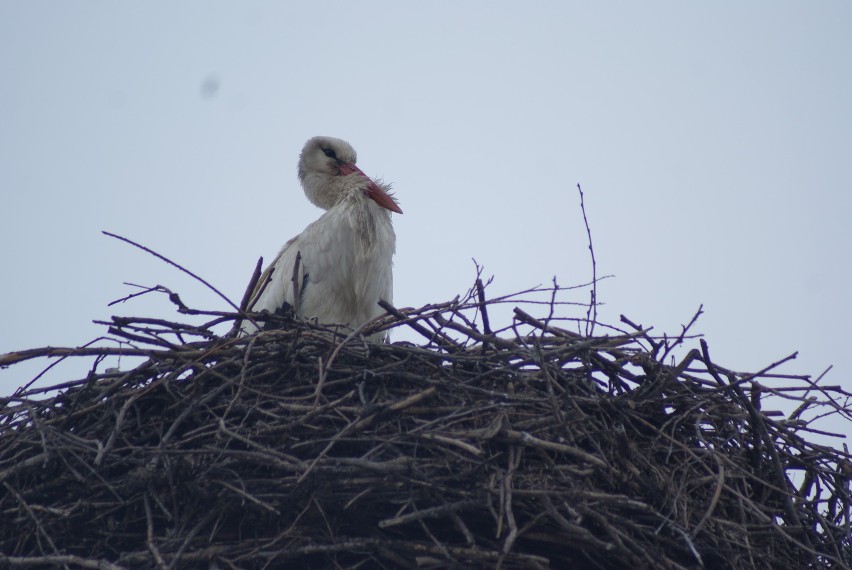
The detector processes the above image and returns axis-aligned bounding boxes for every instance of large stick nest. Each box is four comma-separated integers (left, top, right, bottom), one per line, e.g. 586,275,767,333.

1,281,850,569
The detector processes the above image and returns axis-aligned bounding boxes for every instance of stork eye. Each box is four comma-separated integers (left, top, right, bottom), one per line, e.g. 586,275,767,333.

322,147,337,160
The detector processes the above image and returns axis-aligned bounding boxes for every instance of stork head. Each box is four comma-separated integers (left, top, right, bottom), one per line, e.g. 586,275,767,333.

298,136,402,214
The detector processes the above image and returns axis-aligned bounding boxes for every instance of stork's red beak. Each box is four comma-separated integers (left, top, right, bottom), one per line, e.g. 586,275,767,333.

339,162,403,214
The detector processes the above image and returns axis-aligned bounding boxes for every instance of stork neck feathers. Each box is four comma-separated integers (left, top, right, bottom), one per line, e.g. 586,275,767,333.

300,171,373,211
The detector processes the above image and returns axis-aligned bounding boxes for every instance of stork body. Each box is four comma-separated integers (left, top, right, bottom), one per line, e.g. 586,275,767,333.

242,136,401,340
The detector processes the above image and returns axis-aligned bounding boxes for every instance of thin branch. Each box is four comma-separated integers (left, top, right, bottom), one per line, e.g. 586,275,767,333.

577,183,597,337
102,231,240,311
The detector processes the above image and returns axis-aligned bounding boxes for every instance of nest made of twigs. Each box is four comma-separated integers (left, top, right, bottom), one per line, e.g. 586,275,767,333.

1,281,851,570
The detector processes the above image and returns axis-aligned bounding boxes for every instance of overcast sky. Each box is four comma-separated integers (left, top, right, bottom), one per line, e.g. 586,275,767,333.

1,2,850,437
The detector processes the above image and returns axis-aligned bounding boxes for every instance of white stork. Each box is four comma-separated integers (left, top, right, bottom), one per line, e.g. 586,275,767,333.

241,136,401,340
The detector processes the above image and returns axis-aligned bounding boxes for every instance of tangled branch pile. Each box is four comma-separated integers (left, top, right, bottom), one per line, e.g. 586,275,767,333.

1,283,850,569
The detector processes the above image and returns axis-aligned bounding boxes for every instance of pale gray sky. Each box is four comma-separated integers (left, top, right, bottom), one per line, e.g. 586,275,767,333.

2,2,850,431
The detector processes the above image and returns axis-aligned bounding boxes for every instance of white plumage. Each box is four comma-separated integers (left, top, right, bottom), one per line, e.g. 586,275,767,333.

242,136,401,340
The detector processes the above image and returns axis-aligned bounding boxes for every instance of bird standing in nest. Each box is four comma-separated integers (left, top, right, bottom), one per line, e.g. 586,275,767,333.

241,136,402,340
